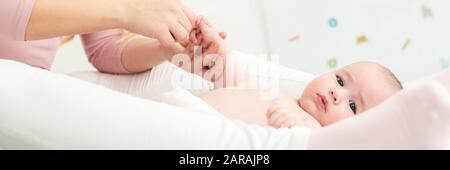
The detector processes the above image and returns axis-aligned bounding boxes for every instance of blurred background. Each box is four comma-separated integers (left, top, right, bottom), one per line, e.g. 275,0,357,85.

53,0,450,84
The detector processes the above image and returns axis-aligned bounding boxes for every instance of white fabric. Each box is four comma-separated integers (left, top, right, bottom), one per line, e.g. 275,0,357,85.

0,59,311,149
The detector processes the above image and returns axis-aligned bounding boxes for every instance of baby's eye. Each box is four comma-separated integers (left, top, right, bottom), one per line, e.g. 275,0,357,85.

349,100,357,114
336,75,344,87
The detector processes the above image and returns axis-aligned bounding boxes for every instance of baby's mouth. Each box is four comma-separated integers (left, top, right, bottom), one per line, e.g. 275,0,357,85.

316,93,328,113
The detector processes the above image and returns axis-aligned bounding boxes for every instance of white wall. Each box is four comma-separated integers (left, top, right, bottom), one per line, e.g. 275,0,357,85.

263,0,450,83
184,0,268,55
52,37,95,73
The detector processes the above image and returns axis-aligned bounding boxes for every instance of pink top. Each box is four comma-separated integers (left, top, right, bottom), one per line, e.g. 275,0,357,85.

0,0,130,74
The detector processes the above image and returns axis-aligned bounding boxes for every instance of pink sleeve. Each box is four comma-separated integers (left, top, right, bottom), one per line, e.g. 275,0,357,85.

81,29,131,74
0,0,36,40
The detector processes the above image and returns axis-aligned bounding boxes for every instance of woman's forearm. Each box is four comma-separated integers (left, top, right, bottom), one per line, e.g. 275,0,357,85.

121,36,184,73
26,0,126,40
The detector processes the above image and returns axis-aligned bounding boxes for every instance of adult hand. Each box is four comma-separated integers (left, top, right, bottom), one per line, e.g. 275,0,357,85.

124,0,196,48
24,0,195,45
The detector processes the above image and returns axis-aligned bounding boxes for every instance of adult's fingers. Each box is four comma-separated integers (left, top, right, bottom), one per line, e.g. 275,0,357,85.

170,22,190,47
180,1,196,26
177,9,193,33
158,29,176,49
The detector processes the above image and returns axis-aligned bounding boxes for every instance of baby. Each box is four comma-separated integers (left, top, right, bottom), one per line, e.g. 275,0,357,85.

270,61,403,129
176,17,403,129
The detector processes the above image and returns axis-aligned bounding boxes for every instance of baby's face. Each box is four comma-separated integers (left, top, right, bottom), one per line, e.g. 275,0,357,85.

298,62,400,126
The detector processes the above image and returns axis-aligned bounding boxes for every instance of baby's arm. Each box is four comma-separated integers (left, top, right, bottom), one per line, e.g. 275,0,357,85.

266,96,322,130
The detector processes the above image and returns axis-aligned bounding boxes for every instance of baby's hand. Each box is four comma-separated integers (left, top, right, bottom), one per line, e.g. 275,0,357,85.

267,96,322,129
189,16,228,56
182,16,229,83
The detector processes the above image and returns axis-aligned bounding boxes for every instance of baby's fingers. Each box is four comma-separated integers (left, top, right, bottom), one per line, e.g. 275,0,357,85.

189,29,200,44
268,109,289,126
201,16,215,27
266,102,280,119
283,119,302,128
273,115,293,128
198,19,212,33
219,32,227,40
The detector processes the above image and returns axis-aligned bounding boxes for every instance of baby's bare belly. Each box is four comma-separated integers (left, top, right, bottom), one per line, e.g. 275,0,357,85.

200,89,278,126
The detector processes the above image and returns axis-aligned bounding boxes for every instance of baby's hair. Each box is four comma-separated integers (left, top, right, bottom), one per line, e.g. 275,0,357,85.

377,64,403,90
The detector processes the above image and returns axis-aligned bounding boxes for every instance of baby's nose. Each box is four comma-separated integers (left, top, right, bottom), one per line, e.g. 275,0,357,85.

330,91,336,101
329,89,340,103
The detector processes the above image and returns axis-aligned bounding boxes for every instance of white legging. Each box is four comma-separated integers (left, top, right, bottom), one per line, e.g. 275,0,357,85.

0,59,449,149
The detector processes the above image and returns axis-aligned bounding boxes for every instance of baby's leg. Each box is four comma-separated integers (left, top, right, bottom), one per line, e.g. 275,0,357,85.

68,62,214,100
308,80,450,149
